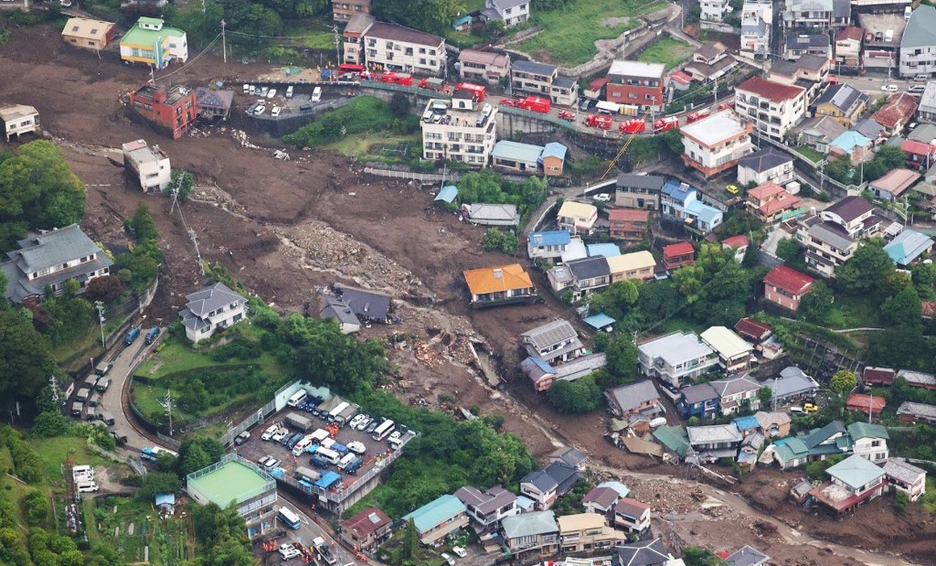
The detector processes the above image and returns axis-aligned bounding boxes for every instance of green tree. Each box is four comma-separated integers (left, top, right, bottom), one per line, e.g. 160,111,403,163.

389,92,411,118
837,242,894,296
136,472,182,500
83,275,124,303
757,386,772,409
166,170,195,203
547,378,601,414
0,308,55,401
130,202,159,242
32,412,72,437
605,334,638,381
876,145,907,170
682,546,726,566
20,490,49,527
868,325,926,368
831,369,858,396
179,443,211,478
775,238,801,262
911,261,936,295
662,127,683,155
799,280,834,324
882,285,922,327
742,237,760,268
401,519,418,560
894,490,909,511
480,227,517,255
589,280,639,321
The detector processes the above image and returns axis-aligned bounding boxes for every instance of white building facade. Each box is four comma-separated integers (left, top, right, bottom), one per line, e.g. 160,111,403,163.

421,98,498,166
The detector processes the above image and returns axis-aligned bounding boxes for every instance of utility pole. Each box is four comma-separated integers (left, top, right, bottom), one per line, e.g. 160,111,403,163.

49,374,61,407
221,20,227,64
333,26,341,67
165,390,174,436
94,301,106,351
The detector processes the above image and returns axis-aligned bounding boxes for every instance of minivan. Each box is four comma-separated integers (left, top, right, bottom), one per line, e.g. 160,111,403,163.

94,362,112,377
76,386,91,402
88,393,101,408
76,482,99,493
95,378,111,393
71,402,83,417
311,87,322,102
915,74,930,82
98,411,115,426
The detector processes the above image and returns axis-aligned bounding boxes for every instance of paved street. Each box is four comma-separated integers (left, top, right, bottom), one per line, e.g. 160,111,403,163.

254,498,359,566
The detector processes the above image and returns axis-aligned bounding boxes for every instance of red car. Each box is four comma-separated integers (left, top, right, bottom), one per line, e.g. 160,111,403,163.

687,110,710,124
585,114,612,130
558,110,576,121
499,99,520,107
717,101,735,111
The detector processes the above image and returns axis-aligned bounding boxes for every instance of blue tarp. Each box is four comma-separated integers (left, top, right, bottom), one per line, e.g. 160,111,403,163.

435,185,458,203
315,471,341,488
155,493,175,507
583,313,615,330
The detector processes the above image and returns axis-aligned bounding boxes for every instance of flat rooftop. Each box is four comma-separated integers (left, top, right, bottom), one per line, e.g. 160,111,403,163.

187,461,271,506
857,13,907,46
132,84,192,105
681,110,749,147
123,140,167,165
422,98,494,128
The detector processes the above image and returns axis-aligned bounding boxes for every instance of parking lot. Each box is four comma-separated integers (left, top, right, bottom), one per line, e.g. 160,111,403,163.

234,397,415,500
241,83,353,119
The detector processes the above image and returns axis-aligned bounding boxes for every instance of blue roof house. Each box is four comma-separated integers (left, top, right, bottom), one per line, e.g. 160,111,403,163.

402,494,469,545
540,142,568,176
884,229,934,266
528,230,572,260
661,180,723,234
587,242,622,258
828,131,872,163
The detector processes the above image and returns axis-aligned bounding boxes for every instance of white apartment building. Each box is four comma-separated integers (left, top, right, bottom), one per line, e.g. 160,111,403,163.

680,111,754,178
701,0,729,21
361,20,445,75
900,5,936,78
638,331,719,389
421,96,498,167
485,0,530,27
0,104,39,141
122,139,171,192
740,0,772,58
734,76,806,141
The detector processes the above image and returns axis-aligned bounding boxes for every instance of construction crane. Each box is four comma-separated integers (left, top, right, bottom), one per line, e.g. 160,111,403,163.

598,111,661,182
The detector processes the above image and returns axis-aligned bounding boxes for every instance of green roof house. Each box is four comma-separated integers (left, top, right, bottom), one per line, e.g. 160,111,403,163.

120,17,188,70
808,454,885,514
846,422,890,463
401,494,468,545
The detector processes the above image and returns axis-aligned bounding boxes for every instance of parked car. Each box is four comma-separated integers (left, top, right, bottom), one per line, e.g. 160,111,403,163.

909,85,926,93
243,84,251,94
355,416,372,431
234,431,250,445
267,88,277,99
347,441,366,455
726,184,740,194
441,553,455,566
348,414,366,429
255,104,266,115
271,428,289,443
498,98,519,107
279,544,301,561
246,102,259,115
258,455,272,466
882,84,899,93
593,193,611,202
260,86,269,96
261,424,278,441
452,547,467,558
286,85,294,98
365,421,379,434
264,457,280,469
271,106,281,117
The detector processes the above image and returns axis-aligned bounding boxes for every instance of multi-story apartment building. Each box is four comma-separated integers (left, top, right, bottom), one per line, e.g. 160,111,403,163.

900,5,936,78
458,49,510,85
700,0,729,21
795,196,883,277
734,77,806,141
740,0,772,58
680,111,754,177
122,139,171,192
331,0,371,23
0,104,39,142
341,13,373,66
421,96,497,166
511,59,557,97
615,173,664,210
128,83,197,140
783,0,850,30
119,17,187,70
638,331,719,389
362,21,445,75
605,60,666,111
2,224,113,304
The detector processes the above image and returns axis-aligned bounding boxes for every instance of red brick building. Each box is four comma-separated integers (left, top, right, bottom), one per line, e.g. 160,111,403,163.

129,83,197,140
662,241,695,271
605,60,665,112
763,265,814,312
608,208,650,242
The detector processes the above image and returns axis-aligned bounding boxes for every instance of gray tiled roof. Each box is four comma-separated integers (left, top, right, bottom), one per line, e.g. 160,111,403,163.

567,256,610,280
320,295,360,327
605,380,660,414
334,284,391,321
902,5,936,49
183,282,246,317
737,148,792,173
521,319,578,351
502,510,558,539
681,382,718,404
617,173,665,190
617,538,670,566
512,59,557,76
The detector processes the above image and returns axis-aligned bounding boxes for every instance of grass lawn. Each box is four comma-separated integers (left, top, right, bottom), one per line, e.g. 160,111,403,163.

515,0,666,66
824,294,885,329
32,436,110,483
282,20,340,50
326,133,421,164
637,37,693,70
796,146,824,163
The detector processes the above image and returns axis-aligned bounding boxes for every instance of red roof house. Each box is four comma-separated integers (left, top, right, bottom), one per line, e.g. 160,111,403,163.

871,93,918,134
342,507,392,551
763,265,814,312
734,317,772,344
663,241,695,271
862,366,896,386
608,208,650,241
746,181,801,223
846,393,886,416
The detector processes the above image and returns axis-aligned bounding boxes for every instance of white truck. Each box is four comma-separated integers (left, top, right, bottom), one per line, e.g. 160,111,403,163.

312,537,336,565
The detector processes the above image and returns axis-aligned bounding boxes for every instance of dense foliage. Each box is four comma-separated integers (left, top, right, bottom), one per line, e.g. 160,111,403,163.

346,390,537,519
283,97,418,147
115,202,163,293
191,503,256,566
548,377,601,413
481,227,518,255
0,141,86,253
0,308,55,404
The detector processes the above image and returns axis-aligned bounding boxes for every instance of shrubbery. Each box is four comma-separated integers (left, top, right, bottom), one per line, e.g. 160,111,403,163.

284,97,418,147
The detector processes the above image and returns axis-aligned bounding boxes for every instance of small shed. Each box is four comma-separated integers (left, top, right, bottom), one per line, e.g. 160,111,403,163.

155,493,176,515
435,185,458,204
583,313,615,332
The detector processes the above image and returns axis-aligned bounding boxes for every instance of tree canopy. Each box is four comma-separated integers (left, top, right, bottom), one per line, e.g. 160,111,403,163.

0,140,86,251
830,369,857,396
837,241,894,295
548,378,601,414
0,308,55,402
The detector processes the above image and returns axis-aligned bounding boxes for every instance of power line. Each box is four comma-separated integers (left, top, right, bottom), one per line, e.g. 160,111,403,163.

153,33,223,83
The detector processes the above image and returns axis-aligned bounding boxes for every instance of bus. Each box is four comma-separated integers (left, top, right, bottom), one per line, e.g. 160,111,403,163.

371,419,395,441
278,507,301,530
140,446,178,462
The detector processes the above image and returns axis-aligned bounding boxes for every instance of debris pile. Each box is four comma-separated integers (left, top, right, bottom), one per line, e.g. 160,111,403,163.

414,341,440,367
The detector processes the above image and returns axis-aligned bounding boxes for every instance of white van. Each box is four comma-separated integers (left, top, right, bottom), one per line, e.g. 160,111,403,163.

337,452,357,470
72,465,93,481
287,390,307,408
316,447,341,465
292,437,313,457
77,481,99,493
311,87,322,102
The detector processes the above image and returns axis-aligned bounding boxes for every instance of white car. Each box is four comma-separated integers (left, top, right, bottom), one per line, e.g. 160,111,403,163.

387,431,402,444
267,88,277,99
260,86,269,96
278,544,301,561
76,482,99,493
441,553,455,566
452,547,467,558
243,84,251,94
355,416,372,431
882,84,899,93
255,104,266,115
271,428,289,442
271,106,281,117
347,441,366,455
261,424,278,441
264,457,280,469
286,85,294,98
592,193,611,202
348,414,366,429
